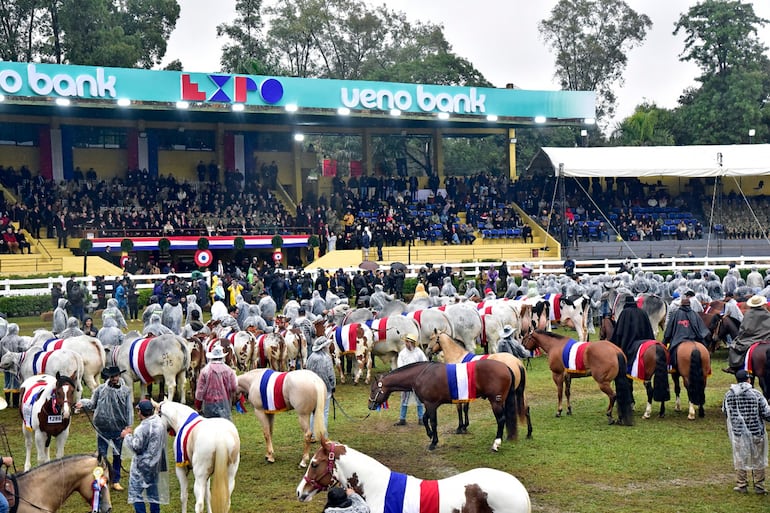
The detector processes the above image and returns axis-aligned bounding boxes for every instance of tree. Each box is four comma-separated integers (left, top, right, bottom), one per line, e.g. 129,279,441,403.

539,0,652,121
0,0,38,62
674,0,769,76
611,103,675,146
217,0,275,74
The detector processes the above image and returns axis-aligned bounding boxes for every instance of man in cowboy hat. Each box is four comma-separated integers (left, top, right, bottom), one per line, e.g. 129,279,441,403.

195,344,237,419
725,295,770,374
306,336,335,438
497,325,529,359
394,333,427,426
610,295,655,365
75,366,132,491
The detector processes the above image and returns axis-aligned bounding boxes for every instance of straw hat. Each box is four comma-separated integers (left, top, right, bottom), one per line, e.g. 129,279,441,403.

403,333,419,344
747,295,767,308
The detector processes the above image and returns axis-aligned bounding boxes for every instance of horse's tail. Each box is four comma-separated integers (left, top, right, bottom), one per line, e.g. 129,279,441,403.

614,352,634,425
687,346,706,406
513,361,528,426
210,437,230,513
652,344,671,403
504,368,518,440
762,347,770,399
312,377,327,440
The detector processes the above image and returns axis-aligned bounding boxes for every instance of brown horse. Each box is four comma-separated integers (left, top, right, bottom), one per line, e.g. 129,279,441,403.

703,314,740,354
1,454,113,513
671,341,711,420
521,330,633,425
368,360,517,451
426,330,532,438
743,342,770,399
625,340,671,419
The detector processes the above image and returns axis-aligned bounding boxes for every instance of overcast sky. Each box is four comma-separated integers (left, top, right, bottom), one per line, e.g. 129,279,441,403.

161,1,770,128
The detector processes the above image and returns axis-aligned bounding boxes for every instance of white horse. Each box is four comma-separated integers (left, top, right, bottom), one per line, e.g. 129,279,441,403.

19,373,78,470
325,323,373,385
108,332,190,404
402,309,453,348
236,368,327,468
436,303,482,352
296,440,531,513
158,400,240,513
362,316,414,369
29,331,105,394
0,347,84,399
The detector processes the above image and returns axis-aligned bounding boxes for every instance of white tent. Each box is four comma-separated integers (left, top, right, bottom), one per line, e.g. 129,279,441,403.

536,144,770,178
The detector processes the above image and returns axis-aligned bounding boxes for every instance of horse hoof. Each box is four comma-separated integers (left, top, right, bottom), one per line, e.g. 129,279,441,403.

642,413,650,420
299,461,307,468
659,413,665,418
455,428,463,434
428,444,436,451
265,457,275,464
555,412,562,418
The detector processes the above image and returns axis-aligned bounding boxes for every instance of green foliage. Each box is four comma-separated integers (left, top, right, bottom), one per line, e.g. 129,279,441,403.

443,135,508,176
120,238,134,252
271,235,283,249
234,236,246,250
674,0,769,76
158,237,171,251
539,0,652,121
138,287,153,309
402,277,418,295
611,103,675,146
308,235,320,248
79,239,93,252
217,0,276,74
0,295,50,317
197,237,210,250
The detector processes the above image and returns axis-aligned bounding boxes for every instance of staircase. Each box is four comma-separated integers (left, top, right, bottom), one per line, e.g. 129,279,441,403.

0,235,123,276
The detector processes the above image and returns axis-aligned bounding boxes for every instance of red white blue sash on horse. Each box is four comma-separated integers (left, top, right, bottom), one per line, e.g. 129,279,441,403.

255,334,268,366
259,369,288,413
128,337,155,384
330,324,358,354
223,331,237,347
745,343,764,374
31,349,56,375
22,377,51,430
42,338,64,351
476,301,487,310
384,471,439,513
446,363,477,403
561,338,588,374
175,412,203,467
543,293,562,321
461,353,489,364
365,318,387,342
629,340,663,381
402,310,423,326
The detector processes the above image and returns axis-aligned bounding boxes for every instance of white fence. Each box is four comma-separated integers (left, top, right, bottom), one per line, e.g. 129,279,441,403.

2,254,768,298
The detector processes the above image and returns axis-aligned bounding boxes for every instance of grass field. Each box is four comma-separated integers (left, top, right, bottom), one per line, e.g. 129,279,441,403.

0,317,766,513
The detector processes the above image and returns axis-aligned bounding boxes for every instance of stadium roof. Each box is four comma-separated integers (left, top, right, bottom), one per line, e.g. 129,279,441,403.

532,144,770,178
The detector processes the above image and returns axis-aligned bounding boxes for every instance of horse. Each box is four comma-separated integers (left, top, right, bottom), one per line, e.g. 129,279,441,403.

521,329,634,425
107,332,190,404
252,332,288,371
216,328,256,371
158,400,240,513
426,330,532,438
401,309,453,348
29,331,105,394
704,314,740,354
671,341,711,420
359,316,414,369
437,303,483,351
281,327,307,370
1,454,113,513
236,368,326,467
624,340,671,419
368,360,517,451
18,372,78,470
0,347,85,399
744,342,770,399
325,323,373,385
296,439,531,513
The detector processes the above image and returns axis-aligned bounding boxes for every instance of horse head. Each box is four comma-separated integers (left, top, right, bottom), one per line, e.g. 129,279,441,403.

425,329,446,359
54,371,78,419
297,438,345,500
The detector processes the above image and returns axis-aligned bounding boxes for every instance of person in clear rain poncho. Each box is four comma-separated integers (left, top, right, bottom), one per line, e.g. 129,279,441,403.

121,400,169,513
723,369,770,494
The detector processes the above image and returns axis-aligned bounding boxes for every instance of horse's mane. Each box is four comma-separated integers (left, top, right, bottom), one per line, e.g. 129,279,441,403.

15,453,97,478
437,332,464,349
534,329,565,340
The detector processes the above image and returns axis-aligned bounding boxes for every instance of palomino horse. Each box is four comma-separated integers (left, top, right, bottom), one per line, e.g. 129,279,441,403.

671,341,711,420
368,360,517,451
236,368,326,467
158,400,240,513
296,439,531,513
0,347,85,399
18,373,78,470
427,331,532,438
624,340,671,419
29,331,105,394
521,329,634,425
743,342,770,399
325,323,373,385
1,454,113,513
108,332,190,404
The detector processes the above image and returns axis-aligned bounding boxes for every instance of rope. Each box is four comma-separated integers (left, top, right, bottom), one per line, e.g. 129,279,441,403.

705,175,718,258
544,175,559,241
729,176,770,249
331,395,369,422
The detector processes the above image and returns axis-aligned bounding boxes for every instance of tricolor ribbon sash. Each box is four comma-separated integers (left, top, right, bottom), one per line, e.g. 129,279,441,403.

22,378,50,430
461,353,489,363
446,363,477,403
561,338,588,374
128,337,155,384
365,318,387,342
384,471,439,513
175,412,203,467
42,338,64,351
259,369,288,413
331,324,359,354
629,340,662,381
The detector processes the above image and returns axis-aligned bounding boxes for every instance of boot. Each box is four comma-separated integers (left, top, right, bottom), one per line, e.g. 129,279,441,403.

4,392,9,406
754,469,767,494
12,392,19,408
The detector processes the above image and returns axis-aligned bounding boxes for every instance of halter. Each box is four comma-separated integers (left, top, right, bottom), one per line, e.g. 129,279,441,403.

302,442,339,491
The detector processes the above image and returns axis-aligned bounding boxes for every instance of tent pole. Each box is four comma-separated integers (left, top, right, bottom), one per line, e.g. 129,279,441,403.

559,164,568,258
